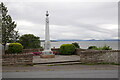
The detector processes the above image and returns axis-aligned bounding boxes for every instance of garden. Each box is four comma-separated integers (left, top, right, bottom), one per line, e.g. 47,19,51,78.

6,40,113,56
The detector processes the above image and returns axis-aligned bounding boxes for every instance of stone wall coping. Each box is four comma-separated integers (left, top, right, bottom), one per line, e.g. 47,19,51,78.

3,54,33,56
81,50,120,54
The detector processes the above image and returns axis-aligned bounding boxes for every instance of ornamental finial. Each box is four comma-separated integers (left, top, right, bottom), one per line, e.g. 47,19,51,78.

46,11,49,16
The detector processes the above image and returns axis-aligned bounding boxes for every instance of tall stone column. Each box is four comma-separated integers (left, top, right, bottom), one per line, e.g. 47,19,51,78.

44,11,51,51
41,11,55,58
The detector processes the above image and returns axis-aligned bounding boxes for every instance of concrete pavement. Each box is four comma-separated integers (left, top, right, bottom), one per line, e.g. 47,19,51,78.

33,55,80,63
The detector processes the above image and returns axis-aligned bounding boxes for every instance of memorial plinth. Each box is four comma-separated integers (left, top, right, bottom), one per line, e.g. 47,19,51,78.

40,11,55,58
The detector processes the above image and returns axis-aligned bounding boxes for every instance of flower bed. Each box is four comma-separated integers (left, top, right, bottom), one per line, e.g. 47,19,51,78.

53,51,56,55
26,51,56,56
33,52,42,56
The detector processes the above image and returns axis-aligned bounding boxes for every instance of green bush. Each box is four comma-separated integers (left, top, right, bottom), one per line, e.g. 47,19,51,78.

72,42,80,48
60,44,75,55
88,45,112,50
8,43,23,53
88,46,98,50
98,45,112,50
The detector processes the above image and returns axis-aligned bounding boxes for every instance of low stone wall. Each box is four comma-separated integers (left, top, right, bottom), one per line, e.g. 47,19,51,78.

2,54,33,66
5,48,87,55
74,48,87,55
22,48,44,53
6,48,60,54
80,50,120,64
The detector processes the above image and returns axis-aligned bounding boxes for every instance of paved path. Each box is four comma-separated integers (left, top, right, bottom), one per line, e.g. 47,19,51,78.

33,55,80,63
3,70,118,78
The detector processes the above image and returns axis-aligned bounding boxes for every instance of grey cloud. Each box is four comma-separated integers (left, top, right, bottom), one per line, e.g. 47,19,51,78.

3,2,118,40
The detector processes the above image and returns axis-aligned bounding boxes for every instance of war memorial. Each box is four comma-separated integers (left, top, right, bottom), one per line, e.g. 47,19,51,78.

40,11,55,58
1,2,119,79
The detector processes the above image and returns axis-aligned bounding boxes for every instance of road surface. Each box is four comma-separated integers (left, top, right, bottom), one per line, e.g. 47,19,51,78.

3,70,118,78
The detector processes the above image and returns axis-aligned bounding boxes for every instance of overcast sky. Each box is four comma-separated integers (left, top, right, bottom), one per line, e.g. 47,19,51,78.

3,1,118,40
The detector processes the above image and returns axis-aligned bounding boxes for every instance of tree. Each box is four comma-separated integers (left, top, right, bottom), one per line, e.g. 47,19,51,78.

0,3,2,44
8,30,20,43
1,2,19,54
19,34,41,49
72,42,80,48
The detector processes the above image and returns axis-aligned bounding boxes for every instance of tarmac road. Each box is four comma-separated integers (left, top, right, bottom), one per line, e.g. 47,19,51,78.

3,70,118,78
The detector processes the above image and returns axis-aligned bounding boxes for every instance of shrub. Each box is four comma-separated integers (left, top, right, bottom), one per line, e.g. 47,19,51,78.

98,45,112,50
60,44,75,55
72,42,80,48
8,43,23,53
88,45,112,50
88,46,98,50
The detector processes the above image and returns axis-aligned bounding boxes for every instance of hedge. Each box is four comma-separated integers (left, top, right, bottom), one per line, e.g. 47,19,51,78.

8,43,23,54
60,44,75,55
88,45,112,50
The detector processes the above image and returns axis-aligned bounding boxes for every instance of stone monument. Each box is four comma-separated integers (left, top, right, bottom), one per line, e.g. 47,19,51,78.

40,11,55,58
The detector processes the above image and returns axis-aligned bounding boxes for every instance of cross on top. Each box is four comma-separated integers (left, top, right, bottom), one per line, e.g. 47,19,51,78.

46,11,49,16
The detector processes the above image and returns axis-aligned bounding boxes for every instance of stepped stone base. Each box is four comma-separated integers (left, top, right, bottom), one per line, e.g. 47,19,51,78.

41,50,55,58
40,54,55,58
